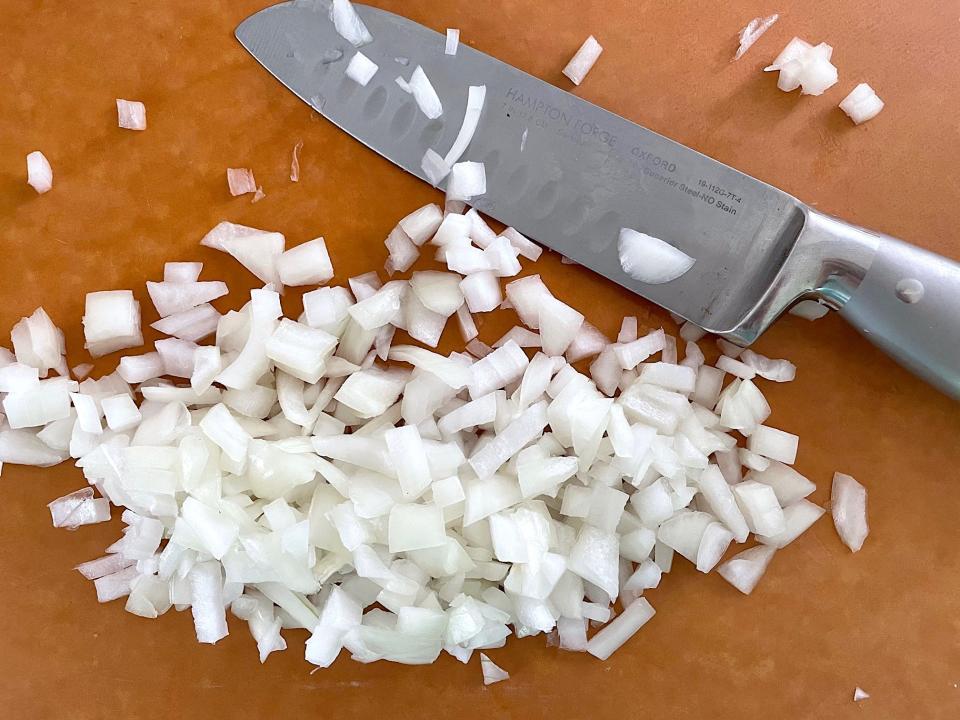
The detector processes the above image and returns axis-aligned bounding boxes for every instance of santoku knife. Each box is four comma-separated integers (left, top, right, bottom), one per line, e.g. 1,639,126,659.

236,1,960,398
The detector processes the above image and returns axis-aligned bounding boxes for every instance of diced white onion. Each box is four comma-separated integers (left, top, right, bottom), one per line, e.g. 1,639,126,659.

618,228,695,284
446,162,486,201
717,544,776,594
277,238,334,287
586,598,654,660
345,52,378,86
765,37,838,96
329,0,372,46
116,99,147,130
445,29,460,56
400,66,443,119
839,83,884,125
563,35,603,86
831,472,868,552
227,168,257,196
26,151,53,194
746,425,799,464
82,290,143,357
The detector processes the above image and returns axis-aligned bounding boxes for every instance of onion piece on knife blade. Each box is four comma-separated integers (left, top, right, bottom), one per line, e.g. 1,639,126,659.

618,228,695,284
329,0,372,46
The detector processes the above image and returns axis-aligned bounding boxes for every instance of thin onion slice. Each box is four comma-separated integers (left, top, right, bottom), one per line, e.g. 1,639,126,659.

290,141,303,182
442,86,486,168
733,14,778,61
227,168,257,196
717,544,776,594
445,29,460,56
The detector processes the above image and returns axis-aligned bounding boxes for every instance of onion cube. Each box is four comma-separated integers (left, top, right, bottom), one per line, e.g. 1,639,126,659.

717,544,776,594
388,503,446,552
345,51,378,86
733,480,786,537
116,99,147,130
831,472,868,552
747,425,799,464
265,319,337,384
26,150,53,194
277,238,334,287
101,393,142,431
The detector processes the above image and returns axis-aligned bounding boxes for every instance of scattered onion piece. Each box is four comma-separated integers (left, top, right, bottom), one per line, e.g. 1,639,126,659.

563,35,603,86
733,13,778,61
831,472,868,552
329,0,372,47
839,83,884,125
26,151,53,194
480,653,509,684
445,28,460,56
227,168,257,196
116,99,147,130
717,544,776,594
290,141,303,182
765,37,838,96
853,687,870,702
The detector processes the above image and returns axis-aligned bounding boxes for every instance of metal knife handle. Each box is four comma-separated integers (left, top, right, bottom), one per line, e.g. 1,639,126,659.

835,229,960,399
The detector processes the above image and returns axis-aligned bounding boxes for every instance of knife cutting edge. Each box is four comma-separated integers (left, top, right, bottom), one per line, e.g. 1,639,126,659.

235,1,960,399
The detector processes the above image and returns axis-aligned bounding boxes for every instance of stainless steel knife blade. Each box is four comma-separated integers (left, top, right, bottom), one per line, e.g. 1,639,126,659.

235,1,803,337
236,2,960,399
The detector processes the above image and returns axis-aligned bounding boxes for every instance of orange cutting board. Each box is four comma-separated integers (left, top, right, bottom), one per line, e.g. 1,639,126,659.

1,1,959,718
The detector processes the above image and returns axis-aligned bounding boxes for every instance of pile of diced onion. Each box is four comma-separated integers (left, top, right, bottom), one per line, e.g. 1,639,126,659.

0,193,868,673
5,0,871,679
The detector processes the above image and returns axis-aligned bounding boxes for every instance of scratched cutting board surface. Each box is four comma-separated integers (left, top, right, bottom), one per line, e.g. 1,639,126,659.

1,1,959,718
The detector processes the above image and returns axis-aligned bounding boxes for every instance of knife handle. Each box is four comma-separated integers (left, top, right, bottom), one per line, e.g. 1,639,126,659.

836,230,960,399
